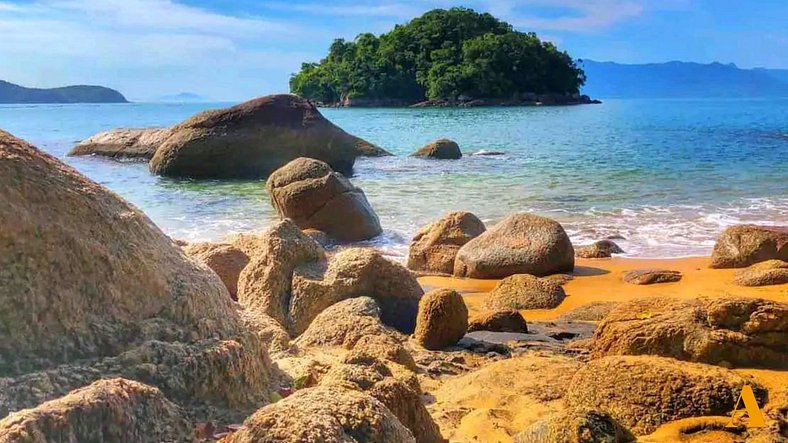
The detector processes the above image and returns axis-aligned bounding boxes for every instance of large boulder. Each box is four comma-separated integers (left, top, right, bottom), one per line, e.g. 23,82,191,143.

588,297,788,369
183,241,250,298
224,386,416,443
0,378,192,443
290,248,424,335
564,355,768,435
407,212,486,275
149,94,372,179
514,409,634,443
410,139,462,159
710,225,788,268
68,127,171,159
454,213,575,278
414,289,468,350
0,129,244,374
295,297,399,349
266,157,382,241
485,274,567,310
733,259,788,286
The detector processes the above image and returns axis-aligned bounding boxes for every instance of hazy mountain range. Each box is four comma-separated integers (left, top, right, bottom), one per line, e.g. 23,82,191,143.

581,60,788,98
0,80,127,104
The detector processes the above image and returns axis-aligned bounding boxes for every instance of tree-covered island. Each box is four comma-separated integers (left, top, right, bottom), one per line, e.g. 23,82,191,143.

290,8,597,107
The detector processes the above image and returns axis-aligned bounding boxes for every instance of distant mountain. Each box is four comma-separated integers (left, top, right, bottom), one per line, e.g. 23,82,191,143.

156,92,207,102
580,60,788,98
0,80,128,104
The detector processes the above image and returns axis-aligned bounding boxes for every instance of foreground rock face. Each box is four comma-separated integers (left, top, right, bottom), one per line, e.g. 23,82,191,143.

407,212,486,275
589,297,788,368
0,129,243,374
183,242,250,298
733,259,788,286
468,310,528,333
266,157,382,241
454,213,574,278
415,289,468,350
0,378,192,443
565,355,767,435
225,386,416,443
514,408,634,443
574,240,624,258
68,127,171,159
485,274,567,310
710,224,788,268
149,94,371,178
295,297,398,349
621,268,682,285
411,139,462,159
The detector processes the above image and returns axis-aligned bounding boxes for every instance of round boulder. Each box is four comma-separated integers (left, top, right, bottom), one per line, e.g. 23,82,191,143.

710,224,788,268
410,139,462,159
565,355,768,435
485,274,567,310
266,157,382,242
468,310,528,333
414,289,469,350
454,213,575,278
149,94,371,179
733,259,788,286
407,211,486,275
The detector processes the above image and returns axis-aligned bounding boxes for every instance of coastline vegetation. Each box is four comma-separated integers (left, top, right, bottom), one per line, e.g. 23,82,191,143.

289,7,586,105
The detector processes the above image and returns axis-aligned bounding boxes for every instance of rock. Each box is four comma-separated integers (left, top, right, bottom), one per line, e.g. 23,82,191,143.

410,138,462,159
294,297,398,349
588,297,788,368
266,157,382,241
0,378,192,443
290,248,424,335
485,274,567,310
710,225,788,268
514,408,634,443
468,310,528,333
236,219,325,330
238,308,292,355
302,228,333,247
183,242,250,298
575,240,624,258
454,213,575,278
149,94,373,179
733,259,788,286
356,140,393,157
414,289,469,350
0,129,247,374
68,127,171,159
350,335,417,372
224,386,416,443
407,212,486,275
621,268,682,285
564,355,768,435
558,302,620,322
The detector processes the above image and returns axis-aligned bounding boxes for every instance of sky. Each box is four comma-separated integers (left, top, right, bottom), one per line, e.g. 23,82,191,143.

0,0,786,101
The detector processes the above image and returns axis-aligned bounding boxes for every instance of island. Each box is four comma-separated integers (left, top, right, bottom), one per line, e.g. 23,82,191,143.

290,7,595,107
0,80,128,104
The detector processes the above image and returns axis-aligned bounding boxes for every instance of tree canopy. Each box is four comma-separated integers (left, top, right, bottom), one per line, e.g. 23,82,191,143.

289,8,586,104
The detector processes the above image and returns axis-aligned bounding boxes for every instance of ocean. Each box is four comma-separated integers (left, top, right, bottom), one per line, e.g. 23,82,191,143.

1,98,786,258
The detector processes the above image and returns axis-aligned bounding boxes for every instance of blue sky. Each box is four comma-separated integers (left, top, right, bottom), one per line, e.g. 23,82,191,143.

1,0,786,100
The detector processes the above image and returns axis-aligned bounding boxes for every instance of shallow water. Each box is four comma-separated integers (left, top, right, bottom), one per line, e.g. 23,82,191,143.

1,99,786,258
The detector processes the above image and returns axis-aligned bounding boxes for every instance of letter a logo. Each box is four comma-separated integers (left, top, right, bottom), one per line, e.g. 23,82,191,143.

727,385,766,428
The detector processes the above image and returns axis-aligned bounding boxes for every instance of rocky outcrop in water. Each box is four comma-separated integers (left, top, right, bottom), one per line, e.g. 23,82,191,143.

411,139,462,159
69,127,171,159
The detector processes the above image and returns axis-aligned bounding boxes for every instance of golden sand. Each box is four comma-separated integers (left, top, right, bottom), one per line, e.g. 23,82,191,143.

417,257,787,442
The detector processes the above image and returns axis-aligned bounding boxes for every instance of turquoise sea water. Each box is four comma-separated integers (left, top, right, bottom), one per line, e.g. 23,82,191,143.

1,99,786,258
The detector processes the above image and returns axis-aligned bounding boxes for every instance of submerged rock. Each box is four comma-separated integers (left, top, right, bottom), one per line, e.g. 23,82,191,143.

565,355,768,435
454,213,575,278
710,224,788,268
410,138,462,159
0,378,193,443
68,127,171,159
575,240,624,258
588,297,788,368
266,157,382,241
733,259,788,286
485,274,567,310
149,94,371,179
224,386,416,443
407,211,486,275
414,289,469,350
622,268,682,285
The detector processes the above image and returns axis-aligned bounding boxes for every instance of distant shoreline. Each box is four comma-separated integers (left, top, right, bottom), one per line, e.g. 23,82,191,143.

316,94,601,108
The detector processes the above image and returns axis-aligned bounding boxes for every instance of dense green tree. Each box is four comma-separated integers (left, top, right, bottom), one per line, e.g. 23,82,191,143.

289,7,585,103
